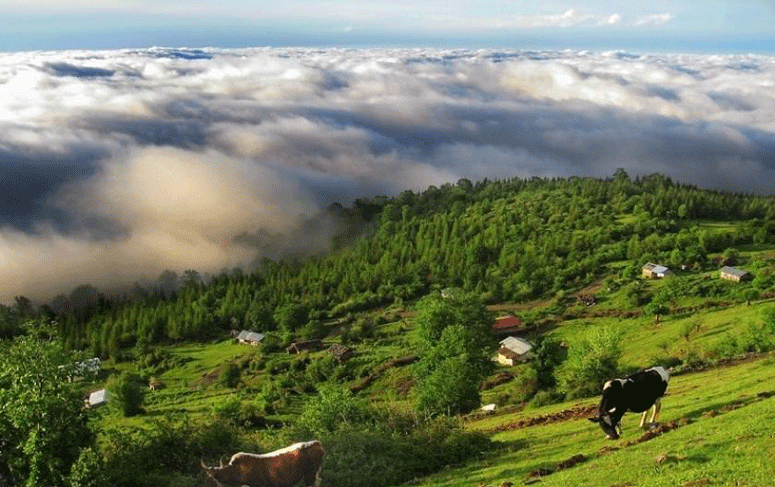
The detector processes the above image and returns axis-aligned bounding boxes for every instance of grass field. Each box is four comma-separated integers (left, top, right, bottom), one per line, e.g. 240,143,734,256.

419,356,775,487
85,246,775,486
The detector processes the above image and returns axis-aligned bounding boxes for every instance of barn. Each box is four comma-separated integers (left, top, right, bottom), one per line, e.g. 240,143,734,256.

287,340,323,354
492,315,522,336
328,343,354,362
237,330,265,346
719,266,752,282
496,336,534,366
642,263,674,279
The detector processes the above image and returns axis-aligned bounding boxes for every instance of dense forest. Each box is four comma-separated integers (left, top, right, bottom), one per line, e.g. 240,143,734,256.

4,170,775,356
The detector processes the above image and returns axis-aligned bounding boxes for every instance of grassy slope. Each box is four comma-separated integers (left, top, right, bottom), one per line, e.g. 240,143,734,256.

420,356,775,487
89,242,775,483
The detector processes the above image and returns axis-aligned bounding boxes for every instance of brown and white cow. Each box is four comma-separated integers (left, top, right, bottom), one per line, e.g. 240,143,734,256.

200,440,324,487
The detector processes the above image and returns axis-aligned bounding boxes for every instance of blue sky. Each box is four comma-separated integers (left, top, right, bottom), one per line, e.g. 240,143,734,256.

1,0,774,52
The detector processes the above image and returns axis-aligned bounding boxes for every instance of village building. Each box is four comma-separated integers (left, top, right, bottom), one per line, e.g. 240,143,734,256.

62,357,101,381
287,340,323,354
642,263,674,279
236,330,265,346
327,344,354,363
496,336,534,366
719,266,752,282
86,389,107,408
492,315,521,336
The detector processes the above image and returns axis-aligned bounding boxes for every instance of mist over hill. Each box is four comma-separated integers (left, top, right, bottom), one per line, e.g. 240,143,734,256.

1,47,774,302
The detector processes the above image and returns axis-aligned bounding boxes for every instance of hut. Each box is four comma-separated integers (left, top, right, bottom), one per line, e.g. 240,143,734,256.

328,344,354,362
287,340,323,354
496,336,534,366
719,266,752,282
642,262,674,279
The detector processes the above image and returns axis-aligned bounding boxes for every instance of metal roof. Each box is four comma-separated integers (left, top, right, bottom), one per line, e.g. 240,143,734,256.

88,389,107,406
720,266,750,277
237,330,265,343
499,336,533,355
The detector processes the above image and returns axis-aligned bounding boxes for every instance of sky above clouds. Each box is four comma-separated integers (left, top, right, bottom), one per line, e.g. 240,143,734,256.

1,46,775,302
0,1,773,52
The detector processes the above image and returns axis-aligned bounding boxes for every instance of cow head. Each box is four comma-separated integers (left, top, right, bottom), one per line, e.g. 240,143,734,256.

589,379,626,440
200,459,228,487
588,412,622,439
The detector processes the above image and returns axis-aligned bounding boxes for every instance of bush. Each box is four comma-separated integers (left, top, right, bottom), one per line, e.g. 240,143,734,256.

107,371,146,417
98,415,244,487
213,396,242,425
296,386,375,436
557,326,622,399
289,392,491,487
219,362,241,388
530,389,565,408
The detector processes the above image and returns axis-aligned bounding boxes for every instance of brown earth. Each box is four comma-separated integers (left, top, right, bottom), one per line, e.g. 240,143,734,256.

486,404,598,434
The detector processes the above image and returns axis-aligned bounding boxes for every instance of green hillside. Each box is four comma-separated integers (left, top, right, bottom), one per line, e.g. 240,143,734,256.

3,171,775,487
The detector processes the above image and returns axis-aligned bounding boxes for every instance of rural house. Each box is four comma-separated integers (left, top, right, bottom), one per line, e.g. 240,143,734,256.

642,262,674,279
496,336,533,366
719,266,752,282
327,344,354,362
62,357,101,381
237,330,265,346
492,315,521,336
86,389,107,408
287,340,323,354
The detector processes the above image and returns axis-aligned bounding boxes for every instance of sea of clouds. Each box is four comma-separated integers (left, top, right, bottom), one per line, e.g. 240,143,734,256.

1,47,774,302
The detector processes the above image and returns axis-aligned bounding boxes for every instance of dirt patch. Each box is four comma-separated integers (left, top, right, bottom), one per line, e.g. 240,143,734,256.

194,368,220,386
350,355,418,392
525,455,586,482
555,454,586,470
683,479,711,487
487,404,598,433
482,371,514,391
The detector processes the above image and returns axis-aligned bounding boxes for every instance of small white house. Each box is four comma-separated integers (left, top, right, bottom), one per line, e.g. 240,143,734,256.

237,330,265,346
86,389,107,408
642,263,674,279
496,336,534,366
75,358,101,376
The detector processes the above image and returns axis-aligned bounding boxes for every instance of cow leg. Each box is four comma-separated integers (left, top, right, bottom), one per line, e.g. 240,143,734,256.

304,464,323,487
639,409,650,429
650,398,662,424
314,468,323,487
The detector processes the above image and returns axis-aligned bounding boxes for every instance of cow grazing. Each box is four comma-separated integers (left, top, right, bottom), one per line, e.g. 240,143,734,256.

588,366,669,440
200,440,324,487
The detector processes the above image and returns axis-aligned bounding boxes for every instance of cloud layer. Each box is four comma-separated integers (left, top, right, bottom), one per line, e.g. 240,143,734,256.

1,47,775,302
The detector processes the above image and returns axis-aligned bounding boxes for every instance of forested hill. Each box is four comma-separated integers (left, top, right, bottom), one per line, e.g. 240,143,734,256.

51,171,775,354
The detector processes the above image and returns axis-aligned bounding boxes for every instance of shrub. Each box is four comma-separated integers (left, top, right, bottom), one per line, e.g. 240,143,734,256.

289,391,491,487
107,371,146,417
557,326,622,399
98,415,244,487
213,396,242,425
530,389,565,408
219,362,241,388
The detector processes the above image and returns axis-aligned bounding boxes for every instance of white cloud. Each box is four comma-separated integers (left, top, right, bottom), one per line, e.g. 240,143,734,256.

1,46,774,301
600,13,622,26
633,13,673,27
488,9,621,29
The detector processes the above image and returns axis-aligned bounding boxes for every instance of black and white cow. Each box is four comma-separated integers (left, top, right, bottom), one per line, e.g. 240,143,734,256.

588,366,669,440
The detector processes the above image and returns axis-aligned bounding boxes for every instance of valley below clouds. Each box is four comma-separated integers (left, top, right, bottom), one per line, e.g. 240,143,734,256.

1,46,774,301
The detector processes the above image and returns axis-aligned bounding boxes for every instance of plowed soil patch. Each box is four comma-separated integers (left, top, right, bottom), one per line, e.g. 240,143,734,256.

488,404,598,433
